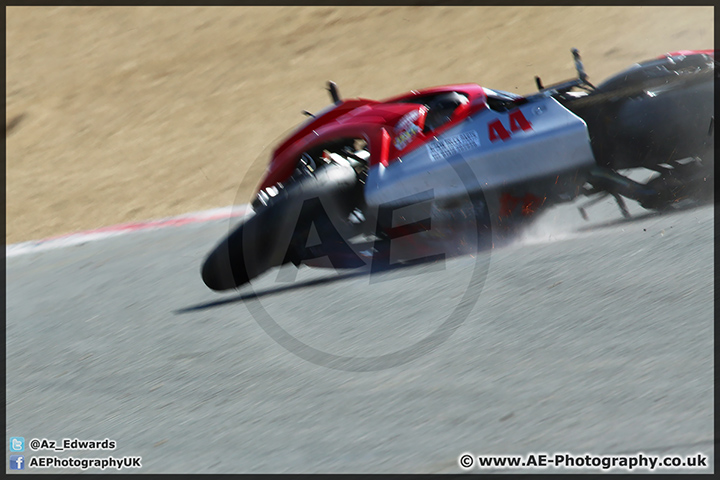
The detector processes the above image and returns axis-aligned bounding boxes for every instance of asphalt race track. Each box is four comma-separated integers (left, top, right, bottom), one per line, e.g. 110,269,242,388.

6,197,714,473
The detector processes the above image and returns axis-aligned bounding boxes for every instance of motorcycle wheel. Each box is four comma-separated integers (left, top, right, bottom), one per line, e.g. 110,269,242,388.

201,160,361,291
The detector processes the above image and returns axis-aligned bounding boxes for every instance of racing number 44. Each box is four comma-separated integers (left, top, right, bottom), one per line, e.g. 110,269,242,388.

488,110,533,142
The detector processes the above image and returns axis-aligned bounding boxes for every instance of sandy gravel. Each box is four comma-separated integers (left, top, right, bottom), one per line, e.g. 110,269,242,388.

5,6,713,243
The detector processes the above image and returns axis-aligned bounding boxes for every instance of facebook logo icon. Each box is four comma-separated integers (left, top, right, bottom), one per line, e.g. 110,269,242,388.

10,455,24,470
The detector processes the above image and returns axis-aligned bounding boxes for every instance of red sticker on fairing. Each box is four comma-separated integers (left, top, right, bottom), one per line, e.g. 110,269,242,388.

393,107,426,151
499,192,544,217
488,110,533,142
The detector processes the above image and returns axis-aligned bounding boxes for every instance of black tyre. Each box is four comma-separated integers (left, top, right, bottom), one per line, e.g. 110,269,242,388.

201,161,361,291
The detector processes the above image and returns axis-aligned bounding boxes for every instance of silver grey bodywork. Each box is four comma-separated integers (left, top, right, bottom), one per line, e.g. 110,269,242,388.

364,97,596,207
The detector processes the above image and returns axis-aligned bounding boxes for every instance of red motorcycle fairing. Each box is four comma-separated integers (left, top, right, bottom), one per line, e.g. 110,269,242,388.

257,84,490,192
659,49,714,59
203,47,714,292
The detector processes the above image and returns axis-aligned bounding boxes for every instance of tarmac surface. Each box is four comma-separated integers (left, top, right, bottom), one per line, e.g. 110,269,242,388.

6,197,714,473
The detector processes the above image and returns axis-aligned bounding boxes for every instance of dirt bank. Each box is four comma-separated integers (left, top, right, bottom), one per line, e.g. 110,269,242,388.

6,6,712,243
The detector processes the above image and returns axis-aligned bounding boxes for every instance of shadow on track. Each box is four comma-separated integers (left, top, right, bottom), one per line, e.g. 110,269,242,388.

175,269,370,314
574,210,662,232
574,202,710,234
178,241,459,314
179,202,709,314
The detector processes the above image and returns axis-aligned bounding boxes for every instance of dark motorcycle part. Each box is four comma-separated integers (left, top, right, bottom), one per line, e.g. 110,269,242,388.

201,161,361,291
327,81,341,104
566,52,714,172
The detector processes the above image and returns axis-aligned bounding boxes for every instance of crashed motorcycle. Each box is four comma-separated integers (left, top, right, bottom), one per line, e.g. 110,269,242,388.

202,48,714,291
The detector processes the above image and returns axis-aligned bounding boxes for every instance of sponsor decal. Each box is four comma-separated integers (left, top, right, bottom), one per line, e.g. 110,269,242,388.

394,109,421,133
427,131,481,161
393,110,423,150
393,124,421,150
